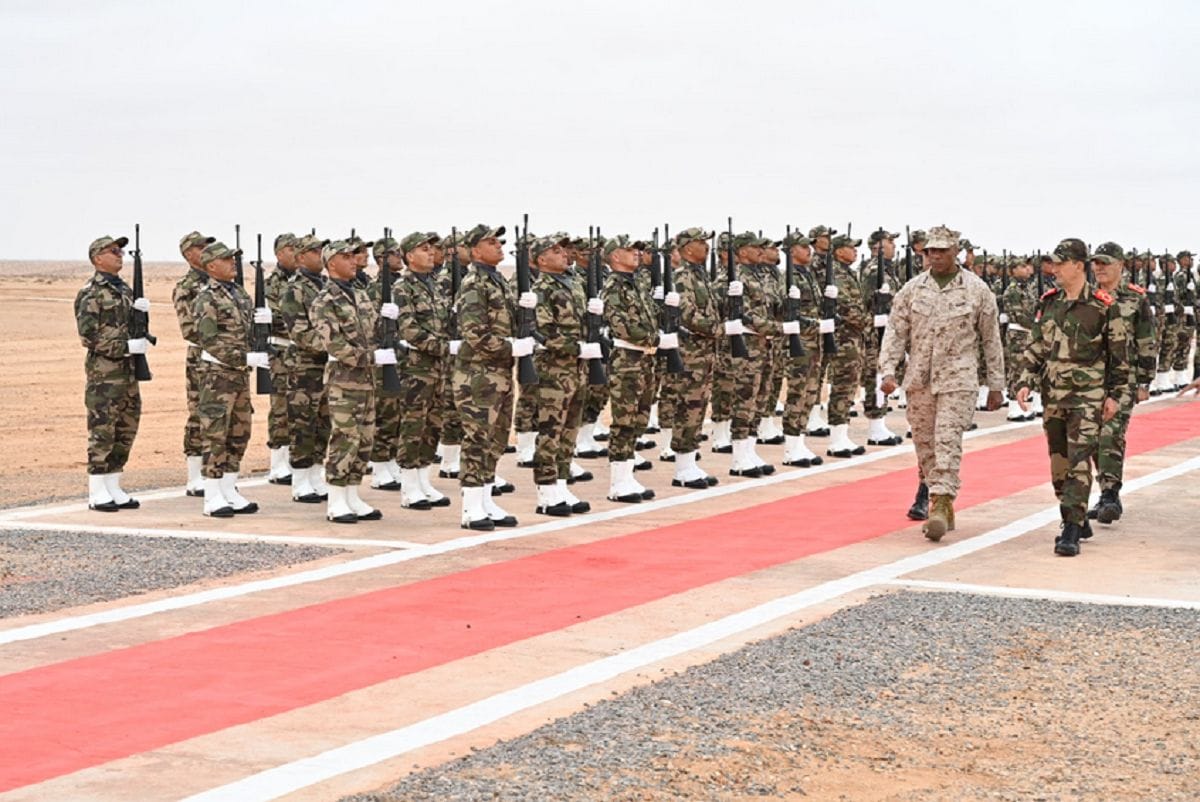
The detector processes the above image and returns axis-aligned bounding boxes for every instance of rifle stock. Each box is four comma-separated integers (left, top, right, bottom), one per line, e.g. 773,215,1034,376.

784,226,804,358
725,217,748,359
252,233,273,395
516,214,538,386
659,224,685,374
130,223,153,381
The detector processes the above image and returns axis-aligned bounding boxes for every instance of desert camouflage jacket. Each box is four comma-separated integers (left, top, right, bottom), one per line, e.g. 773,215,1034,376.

311,278,378,378
395,269,451,364
603,270,658,349
532,270,586,363
264,265,296,339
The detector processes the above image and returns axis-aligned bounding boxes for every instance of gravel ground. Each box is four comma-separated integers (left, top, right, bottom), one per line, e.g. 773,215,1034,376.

348,591,1200,802
0,529,340,618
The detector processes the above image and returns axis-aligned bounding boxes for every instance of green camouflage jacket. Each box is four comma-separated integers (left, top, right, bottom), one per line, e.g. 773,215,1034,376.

280,268,328,363
311,278,378,384
603,270,658,349
172,267,209,345
738,262,784,339
192,280,254,369
395,269,450,365
789,262,823,343
831,260,869,341
75,272,135,375
533,270,586,362
675,261,722,339
457,262,516,368
1114,283,1158,389
264,265,296,339
1002,278,1039,331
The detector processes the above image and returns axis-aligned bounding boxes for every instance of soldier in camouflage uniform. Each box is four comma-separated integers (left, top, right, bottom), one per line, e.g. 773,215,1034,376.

263,232,298,484
279,233,332,503
191,241,262,517
577,235,613,460
880,226,1004,542
1001,256,1039,420
804,225,836,438
311,240,385,524
436,230,470,479
824,233,871,458
755,240,788,446
172,230,215,496
511,234,542,468
455,224,532,530
859,230,904,447
1015,238,1134,557
1086,242,1156,523
1152,253,1182,392
1169,251,1196,386
779,231,824,467
365,236,403,492
708,232,736,454
76,234,144,512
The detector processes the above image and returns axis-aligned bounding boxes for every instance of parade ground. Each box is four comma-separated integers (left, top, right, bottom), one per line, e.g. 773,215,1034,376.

1,263,1198,801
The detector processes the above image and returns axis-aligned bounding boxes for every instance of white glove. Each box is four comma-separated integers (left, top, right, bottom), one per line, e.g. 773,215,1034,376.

246,351,270,369
819,318,836,334
518,291,538,309
724,319,745,336
664,291,680,307
579,341,603,360
133,297,151,313
873,313,889,328
1148,283,1157,293
658,331,679,350
373,348,397,366
788,286,801,300
253,307,272,325
823,284,839,299
727,280,744,297
511,336,535,357
449,339,462,356
782,320,801,335
380,302,400,320
652,285,664,301
879,283,891,294
587,297,604,315
126,338,149,355
999,312,1010,324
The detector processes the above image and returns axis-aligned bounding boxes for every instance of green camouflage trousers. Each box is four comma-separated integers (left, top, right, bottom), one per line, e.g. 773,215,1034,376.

783,343,822,436
514,382,538,433
184,346,204,457
370,366,402,462
440,366,463,446
197,363,252,479
533,359,585,484
1171,325,1194,371
1043,404,1102,525
454,362,514,487
1004,330,1032,397
709,339,735,422
287,359,331,469
266,345,293,449
325,368,375,486
660,335,716,453
582,379,610,425
730,338,767,440
1093,400,1133,491
85,355,141,475
755,338,781,422
398,363,445,469
608,348,655,461
826,333,862,426
860,329,886,420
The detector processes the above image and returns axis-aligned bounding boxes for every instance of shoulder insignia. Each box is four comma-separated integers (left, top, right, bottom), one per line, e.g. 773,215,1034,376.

1093,288,1114,306
1127,282,1145,295
1039,288,1058,301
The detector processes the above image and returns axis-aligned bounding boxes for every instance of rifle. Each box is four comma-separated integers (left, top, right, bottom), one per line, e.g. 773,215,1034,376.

1036,250,1044,296
376,240,403,396
820,227,839,357
129,223,154,382
708,236,718,282
251,233,273,395
515,213,539,385
873,227,892,346
660,223,685,374
1162,251,1177,325
725,217,748,359
904,225,913,282
584,226,607,386
234,224,244,286
784,226,805,358
1084,244,1095,286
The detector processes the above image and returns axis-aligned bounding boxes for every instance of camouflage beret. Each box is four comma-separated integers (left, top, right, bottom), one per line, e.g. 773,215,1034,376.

179,231,215,256
462,224,507,248
1049,238,1087,263
200,241,242,266
88,235,129,260
1093,242,1126,265
295,234,329,254
780,231,812,248
273,233,298,252
868,229,900,246
808,225,836,239
910,229,928,245
924,226,960,249
831,234,862,249
399,231,440,254
603,234,640,256
372,237,399,262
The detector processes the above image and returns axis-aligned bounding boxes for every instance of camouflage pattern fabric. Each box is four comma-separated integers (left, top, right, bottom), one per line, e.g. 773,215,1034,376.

173,266,209,456
581,382,610,426
603,271,659,460
264,265,296,449
858,257,903,420
905,388,975,498
1169,268,1195,371
514,383,538,433
661,260,723,451
825,260,869,427
532,271,587,483
395,270,451,468
731,262,780,439
192,279,255,478
782,261,824,436
280,268,331,468
1045,406,1103,525
1001,277,1039,396
75,271,141,474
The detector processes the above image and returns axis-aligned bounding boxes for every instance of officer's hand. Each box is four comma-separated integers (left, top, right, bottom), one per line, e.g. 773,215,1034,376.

246,351,270,370
1137,387,1150,403
1102,397,1118,421
133,297,151,313
879,375,899,396
380,302,400,320
373,348,397,366
727,280,744,297
253,307,272,325
578,341,603,360
587,297,604,316
1015,386,1031,411
1177,378,1200,397
664,291,680,307
126,338,149,355
986,389,1004,411
518,291,538,310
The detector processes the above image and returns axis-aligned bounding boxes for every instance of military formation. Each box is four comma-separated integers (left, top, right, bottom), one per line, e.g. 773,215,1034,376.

76,223,1198,556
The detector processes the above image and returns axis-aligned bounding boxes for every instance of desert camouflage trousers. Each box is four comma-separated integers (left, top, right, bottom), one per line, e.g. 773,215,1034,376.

287,356,331,469
608,348,655,461
440,362,463,446
906,387,976,499
84,355,141,475
370,374,401,463
659,335,716,453
454,362,514,488
197,363,252,479
782,340,822,436
397,359,446,469
581,379,610,425
184,346,204,457
324,365,375,486
756,337,786,422
514,381,538,434
825,332,862,427
533,358,585,484
1043,403,1102,525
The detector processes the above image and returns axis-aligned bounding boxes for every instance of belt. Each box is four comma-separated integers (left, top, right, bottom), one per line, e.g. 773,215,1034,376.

269,336,294,347
200,350,228,367
613,338,656,354
185,341,200,349
1007,323,1029,333
327,355,337,364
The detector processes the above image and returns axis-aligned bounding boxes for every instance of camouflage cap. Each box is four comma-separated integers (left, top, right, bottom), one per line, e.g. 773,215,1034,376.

924,226,960,249
831,234,862,249
273,232,298,252
179,231,215,256
372,237,400,262
868,229,900,246
1177,250,1193,259
346,236,375,252
780,231,812,248
531,235,570,260
399,231,440,254
295,233,328,254
910,229,928,245
1161,252,1176,263
1049,238,1087,263
958,238,975,251
320,239,357,265
717,231,732,248
603,234,640,256
199,241,242,266
808,225,836,240
88,235,129,260
731,231,761,249
1093,241,1126,265
757,236,782,248
427,233,445,250
462,224,507,248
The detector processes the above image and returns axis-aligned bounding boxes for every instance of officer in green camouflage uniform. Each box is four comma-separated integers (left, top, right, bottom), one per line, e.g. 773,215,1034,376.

76,234,143,512
365,236,403,492
1015,238,1134,557
727,232,781,477
859,230,904,446
172,230,215,496
192,241,261,518
279,233,332,503
264,232,298,484
1001,256,1039,421
311,240,385,524
824,233,870,457
779,231,824,467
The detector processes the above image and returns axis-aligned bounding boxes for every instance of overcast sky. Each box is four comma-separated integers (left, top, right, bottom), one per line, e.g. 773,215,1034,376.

3,0,1199,262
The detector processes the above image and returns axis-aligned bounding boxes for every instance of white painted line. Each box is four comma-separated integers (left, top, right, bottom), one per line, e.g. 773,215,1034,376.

181,452,1200,802
0,478,270,522
882,579,1200,609
0,520,418,551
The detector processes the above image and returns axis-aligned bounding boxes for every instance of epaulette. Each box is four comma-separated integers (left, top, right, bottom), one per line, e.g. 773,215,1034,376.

1093,288,1115,306
1127,282,1146,295
1039,288,1058,301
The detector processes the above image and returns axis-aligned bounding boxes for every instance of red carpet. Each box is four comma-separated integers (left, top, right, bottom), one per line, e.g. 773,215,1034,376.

0,402,1195,791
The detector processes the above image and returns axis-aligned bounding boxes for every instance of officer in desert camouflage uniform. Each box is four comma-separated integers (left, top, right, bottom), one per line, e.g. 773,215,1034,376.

191,241,263,518
858,229,904,447
880,225,1004,542
1000,256,1039,421
823,233,872,458
263,232,298,484
310,240,386,524
172,230,215,496
1015,238,1134,557
76,234,144,512
364,236,403,492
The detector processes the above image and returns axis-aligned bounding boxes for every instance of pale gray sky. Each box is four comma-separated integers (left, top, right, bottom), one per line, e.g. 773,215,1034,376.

3,0,1198,261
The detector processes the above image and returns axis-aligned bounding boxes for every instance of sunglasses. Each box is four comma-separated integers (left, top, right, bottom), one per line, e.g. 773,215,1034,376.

106,247,125,256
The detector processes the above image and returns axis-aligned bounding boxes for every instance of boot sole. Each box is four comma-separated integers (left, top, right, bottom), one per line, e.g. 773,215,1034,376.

923,519,947,542
1054,542,1080,556
1096,507,1120,524
608,493,642,503
461,520,495,530
267,477,293,485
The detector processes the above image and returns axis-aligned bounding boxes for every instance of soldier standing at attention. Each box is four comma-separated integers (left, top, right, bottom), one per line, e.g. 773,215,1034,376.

779,231,824,467
804,225,836,439
436,231,471,480
824,233,871,458
707,232,736,455
455,224,532,530
858,230,904,447
365,236,404,492
76,234,144,511
192,241,264,517
879,226,1004,542
1000,256,1039,421
1015,238,1134,557
173,230,215,497
264,232,298,485
311,240,386,524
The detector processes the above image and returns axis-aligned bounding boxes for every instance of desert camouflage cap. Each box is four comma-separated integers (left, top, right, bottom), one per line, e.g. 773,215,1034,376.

1093,241,1126,265
399,231,439,254
88,235,129,260
295,234,328,254
321,240,357,265
372,237,399,262
346,235,374,252
757,235,782,248
273,232,298,252
780,230,812,248
1161,252,1176,263
462,224,507,247
200,241,242,266
1049,238,1088,263
924,226,960,249
868,229,900,245
831,234,862,249
808,225,836,239
179,231,215,256
910,229,928,245
717,231,732,248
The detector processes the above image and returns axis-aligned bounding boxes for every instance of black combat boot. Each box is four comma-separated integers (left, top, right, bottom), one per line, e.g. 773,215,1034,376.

907,482,929,521
1054,521,1083,557
1095,487,1122,524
